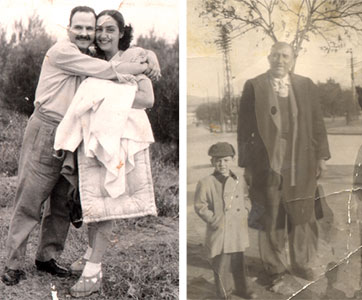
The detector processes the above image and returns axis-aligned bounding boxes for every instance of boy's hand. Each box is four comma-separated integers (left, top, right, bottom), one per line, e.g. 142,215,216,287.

210,215,223,230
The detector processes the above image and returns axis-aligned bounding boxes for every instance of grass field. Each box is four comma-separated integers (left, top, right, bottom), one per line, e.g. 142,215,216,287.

0,108,179,299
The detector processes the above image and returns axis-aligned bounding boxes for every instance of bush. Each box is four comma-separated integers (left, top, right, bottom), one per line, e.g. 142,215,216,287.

137,33,179,164
150,143,179,217
0,15,55,115
0,107,27,176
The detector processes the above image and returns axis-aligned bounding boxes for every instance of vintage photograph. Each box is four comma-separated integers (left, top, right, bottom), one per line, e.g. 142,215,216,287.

0,0,178,299
188,0,362,299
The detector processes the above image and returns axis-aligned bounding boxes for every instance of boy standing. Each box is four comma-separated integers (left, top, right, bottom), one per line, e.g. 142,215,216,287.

194,142,257,299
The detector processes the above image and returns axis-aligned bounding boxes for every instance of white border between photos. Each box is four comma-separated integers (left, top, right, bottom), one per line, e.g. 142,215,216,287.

179,0,186,298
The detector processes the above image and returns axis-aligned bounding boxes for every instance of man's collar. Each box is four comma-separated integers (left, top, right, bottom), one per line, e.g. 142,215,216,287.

270,74,290,85
268,70,290,82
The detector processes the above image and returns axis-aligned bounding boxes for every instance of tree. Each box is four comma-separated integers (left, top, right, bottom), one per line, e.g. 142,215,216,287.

200,0,362,62
0,28,15,104
356,86,362,109
317,78,344,117
0,14,55,115
195,102,221,123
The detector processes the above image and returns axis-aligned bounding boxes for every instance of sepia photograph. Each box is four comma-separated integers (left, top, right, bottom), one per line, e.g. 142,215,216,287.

188,0,362,299
0,0,179,299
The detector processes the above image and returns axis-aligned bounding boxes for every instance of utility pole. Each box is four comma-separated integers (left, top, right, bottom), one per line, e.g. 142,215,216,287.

217,72,225,132
350,48,357,111
206,90,211,131
347,48,358,123
216,24,234,132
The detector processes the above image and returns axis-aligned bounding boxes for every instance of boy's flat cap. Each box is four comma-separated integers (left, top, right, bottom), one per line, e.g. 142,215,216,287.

208,142,235,157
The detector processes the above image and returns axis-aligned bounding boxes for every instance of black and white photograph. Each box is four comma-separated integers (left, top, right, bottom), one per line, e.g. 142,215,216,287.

188,1,362,299
0,0,179,299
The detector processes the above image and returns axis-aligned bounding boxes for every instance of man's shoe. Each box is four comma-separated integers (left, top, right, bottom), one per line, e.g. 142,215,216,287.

35,259,70,277
235,290,257,299
293,267,315,281
268,271,289,293
270,271,287,285
243,291,257,299
216,291,232,299
1,267,26,286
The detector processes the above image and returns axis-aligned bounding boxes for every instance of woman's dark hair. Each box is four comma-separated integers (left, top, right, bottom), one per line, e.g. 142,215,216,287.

69,6,96,26
96,10,133,51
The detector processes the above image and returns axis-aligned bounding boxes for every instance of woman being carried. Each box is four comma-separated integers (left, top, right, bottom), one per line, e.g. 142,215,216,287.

55,9,159,297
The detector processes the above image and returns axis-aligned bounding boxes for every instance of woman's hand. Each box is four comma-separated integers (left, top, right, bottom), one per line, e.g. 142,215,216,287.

133,76,154,109
144,50,161,81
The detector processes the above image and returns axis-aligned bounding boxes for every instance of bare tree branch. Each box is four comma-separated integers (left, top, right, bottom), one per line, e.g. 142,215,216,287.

199,0,362,65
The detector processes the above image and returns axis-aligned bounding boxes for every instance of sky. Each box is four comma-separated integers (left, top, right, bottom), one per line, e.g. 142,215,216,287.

0,0,179,43
187,0,362,98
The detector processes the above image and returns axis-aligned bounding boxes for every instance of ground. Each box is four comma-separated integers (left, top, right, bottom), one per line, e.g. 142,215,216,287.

0,177,178,300
187,119,362,300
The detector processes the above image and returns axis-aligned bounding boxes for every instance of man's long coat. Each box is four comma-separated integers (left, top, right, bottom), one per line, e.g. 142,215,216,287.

237,72,331,225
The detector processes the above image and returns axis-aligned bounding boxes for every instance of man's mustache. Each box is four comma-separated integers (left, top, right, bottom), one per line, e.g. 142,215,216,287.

75,35,91,41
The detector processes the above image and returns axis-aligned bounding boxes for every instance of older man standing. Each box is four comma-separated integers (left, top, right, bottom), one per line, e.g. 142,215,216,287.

237,42,330,287
2,6,159,286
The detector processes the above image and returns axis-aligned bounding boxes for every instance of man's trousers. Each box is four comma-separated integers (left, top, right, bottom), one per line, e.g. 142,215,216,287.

5,110,70,270
250,170,318,276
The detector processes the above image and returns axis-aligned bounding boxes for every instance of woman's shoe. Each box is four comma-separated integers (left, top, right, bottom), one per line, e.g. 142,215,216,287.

70,270,102,298
70,257,88,274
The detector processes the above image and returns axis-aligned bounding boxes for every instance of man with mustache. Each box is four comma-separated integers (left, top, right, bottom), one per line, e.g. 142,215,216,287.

1,5,160,286
237,42,330,289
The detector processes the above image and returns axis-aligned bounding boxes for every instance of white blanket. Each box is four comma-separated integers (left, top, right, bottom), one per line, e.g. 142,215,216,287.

54,77,154,198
